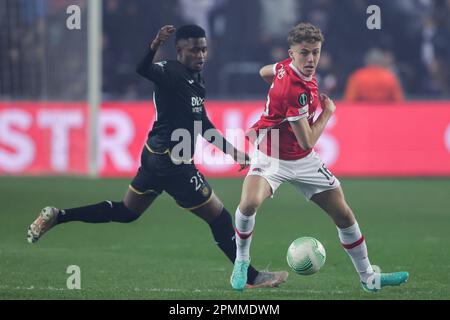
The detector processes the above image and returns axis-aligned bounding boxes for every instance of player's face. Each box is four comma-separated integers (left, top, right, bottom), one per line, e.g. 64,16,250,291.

177,38,208,71
289,41,322,77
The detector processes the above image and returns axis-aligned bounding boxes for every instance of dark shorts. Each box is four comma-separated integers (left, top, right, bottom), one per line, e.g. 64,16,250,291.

129,146,213,210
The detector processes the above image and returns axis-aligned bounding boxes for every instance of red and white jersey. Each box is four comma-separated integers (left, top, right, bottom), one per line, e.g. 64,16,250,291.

249,58,320,160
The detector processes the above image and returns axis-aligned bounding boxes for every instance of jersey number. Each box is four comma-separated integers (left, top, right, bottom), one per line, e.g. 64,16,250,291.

190,172,205,191
318,164,334,181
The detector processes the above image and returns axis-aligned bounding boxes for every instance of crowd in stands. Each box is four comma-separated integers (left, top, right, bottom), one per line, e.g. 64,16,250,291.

1,0,449,101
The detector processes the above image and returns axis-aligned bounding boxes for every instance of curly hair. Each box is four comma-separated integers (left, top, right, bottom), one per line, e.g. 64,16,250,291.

287,23,325,46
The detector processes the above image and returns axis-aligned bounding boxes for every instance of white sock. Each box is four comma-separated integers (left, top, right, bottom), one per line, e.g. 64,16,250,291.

235,207,255,262
337,222,374,282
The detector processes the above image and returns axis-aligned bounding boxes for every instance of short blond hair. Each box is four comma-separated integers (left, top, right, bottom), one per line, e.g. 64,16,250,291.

288,23,325,46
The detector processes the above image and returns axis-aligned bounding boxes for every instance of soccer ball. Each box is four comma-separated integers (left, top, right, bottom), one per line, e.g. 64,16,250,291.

286,237,326,275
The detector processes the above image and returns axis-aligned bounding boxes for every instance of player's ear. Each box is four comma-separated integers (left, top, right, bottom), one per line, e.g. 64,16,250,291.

175,43,183,55
288,49,294,60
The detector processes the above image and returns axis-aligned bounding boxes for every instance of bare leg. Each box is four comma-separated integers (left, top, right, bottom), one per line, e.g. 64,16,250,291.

239,175,273,215
311,186,374,282
311,186,355,228
236,175,273,262
231,175,286,290
190,193,261,284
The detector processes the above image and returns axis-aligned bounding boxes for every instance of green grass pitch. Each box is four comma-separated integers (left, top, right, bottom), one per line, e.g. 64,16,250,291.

0,177,449,300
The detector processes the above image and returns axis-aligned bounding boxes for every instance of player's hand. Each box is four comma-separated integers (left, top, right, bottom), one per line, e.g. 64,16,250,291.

236,151,251,172
319,94,336,113
151,25,176,50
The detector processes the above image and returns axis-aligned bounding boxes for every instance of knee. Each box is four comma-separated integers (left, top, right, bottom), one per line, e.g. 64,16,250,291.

239,197,263,216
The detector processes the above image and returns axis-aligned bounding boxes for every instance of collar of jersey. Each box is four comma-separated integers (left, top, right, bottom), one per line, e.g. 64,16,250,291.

289,62,313,82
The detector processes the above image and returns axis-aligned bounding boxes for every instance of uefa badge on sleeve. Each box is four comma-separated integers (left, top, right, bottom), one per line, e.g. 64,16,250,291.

298,93,308,106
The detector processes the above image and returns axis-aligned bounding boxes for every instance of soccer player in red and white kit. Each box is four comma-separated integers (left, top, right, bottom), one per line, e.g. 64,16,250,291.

230,23,409,292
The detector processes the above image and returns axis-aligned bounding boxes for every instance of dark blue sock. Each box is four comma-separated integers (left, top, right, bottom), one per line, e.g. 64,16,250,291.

209,208,259,284
57,201,140,224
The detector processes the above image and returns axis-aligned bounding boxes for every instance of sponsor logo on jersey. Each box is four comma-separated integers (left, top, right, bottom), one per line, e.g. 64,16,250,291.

298,105,308,115
188,79,195,84
191,96,204,106
191,96,204,113
277,65,286,79
192,106,203,113
298,93,308,106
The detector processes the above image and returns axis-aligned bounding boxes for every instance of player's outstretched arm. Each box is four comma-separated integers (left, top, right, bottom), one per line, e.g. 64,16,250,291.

289,94,335,150
136,25,176,79
259,64,276,84
202,117,250,171
207,129,250,171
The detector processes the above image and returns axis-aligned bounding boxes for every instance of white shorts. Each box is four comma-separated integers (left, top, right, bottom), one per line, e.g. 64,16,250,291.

247,150,341,200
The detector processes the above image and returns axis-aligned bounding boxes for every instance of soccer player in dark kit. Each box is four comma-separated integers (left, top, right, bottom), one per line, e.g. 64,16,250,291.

27,24,288,289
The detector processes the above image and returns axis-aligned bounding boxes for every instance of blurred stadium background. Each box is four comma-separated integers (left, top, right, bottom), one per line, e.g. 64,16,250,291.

0,0,449,300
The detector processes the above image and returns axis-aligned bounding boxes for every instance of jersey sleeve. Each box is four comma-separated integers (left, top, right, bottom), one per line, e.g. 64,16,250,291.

285,85,309,122
273,58,291,77
272,63,278,75
201,107,215,133
136,49,173,87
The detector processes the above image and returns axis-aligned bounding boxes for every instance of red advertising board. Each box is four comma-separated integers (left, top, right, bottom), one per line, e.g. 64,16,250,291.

1,101,449,177
0,102,88,174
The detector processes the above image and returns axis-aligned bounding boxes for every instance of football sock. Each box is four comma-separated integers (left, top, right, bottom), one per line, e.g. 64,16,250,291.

235,207,255,262
337,222,374,282
209,208,258,284
57,201,140,224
